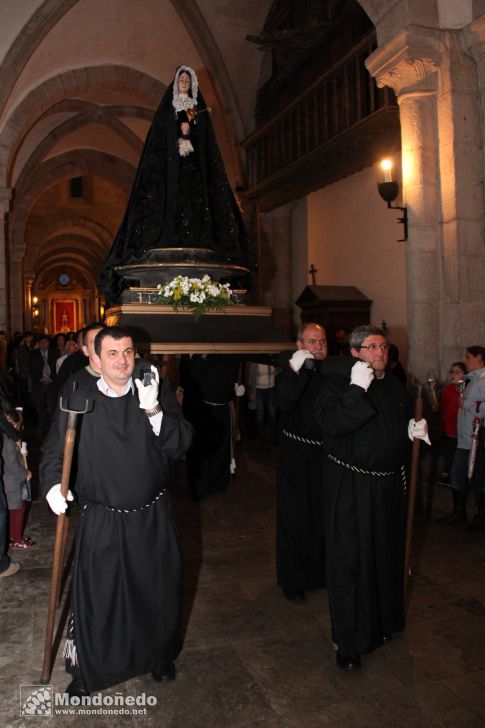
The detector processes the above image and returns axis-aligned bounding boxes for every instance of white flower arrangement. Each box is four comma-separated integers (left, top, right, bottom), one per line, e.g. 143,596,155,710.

155,275,233,321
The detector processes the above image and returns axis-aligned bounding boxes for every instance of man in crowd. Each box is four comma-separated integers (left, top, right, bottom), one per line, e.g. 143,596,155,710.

54,323,104,394
443,345,485,527
315,324,429,670
28,334,57,436
14,331,34,410
41,326,193,696
274,322,328,604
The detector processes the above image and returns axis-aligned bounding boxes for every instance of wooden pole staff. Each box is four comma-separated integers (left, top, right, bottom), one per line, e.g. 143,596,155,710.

41,398,90,684
404,384,423,603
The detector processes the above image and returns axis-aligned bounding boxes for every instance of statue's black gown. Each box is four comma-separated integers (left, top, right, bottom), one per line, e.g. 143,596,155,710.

101,82,255,304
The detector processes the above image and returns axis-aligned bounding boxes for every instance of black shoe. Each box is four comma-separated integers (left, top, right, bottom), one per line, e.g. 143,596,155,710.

382,633,392,643
441,510,467,525
66,678,90,698
336,650,361,670
467,513,485,532
281,588,306,604
436,511,454,523
152,663,176,683
438,490,468,524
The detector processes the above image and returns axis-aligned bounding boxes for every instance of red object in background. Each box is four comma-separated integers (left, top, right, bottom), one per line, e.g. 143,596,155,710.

441,383,461,439
54,301,75,332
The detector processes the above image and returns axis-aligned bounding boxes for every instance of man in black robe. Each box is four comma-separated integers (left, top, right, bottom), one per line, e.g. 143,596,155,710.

54,323,102,398
41,326,193,696
179,354,243,501
315,325,429,670
274,322,328,604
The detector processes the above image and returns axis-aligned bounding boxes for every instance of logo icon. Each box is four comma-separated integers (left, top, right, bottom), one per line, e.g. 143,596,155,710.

20,685,53,716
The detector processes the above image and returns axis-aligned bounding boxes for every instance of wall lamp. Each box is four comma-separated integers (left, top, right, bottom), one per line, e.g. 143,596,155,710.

377,159,408,241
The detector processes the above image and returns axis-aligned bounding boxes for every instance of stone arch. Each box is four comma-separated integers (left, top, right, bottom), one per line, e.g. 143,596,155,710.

27,213,113,253
10,149,136,259
0,0,248,178
0,65,165,183
0,0,79,115
13,104,147,190
33,256,99,301
32,233,108,270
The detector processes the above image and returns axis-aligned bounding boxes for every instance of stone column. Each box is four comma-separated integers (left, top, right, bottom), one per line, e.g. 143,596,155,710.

23,272,35,331
367,27,485,380
9,259,24,334
463,17,485,337
0,187,12,331
436,29,485,367
367,31,441,381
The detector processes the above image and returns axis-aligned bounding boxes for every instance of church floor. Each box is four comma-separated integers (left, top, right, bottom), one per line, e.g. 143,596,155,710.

1,439,485,727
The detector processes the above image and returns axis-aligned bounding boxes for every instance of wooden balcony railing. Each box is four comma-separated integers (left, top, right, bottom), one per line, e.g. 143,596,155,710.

242,31,397,191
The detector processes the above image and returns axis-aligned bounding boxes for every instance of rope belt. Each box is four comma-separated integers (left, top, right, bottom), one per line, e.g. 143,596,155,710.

283,428,325,446
82,488,167,514
328,453,404,479
198,398,230,407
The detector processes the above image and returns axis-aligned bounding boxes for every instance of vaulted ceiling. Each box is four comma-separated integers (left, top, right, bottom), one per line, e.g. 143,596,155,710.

0,0,275,298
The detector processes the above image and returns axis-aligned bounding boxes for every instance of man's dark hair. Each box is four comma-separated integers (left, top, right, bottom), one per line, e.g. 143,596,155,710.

36,334,50,343
467,345,485,363
94,326,133,356
349,325,387,350
82,322,104,346
388,343,399,362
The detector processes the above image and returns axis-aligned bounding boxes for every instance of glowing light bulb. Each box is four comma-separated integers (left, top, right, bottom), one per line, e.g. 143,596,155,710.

380,159,393,183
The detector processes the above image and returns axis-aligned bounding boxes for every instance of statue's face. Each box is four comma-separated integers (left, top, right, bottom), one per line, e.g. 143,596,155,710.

178,72,191,95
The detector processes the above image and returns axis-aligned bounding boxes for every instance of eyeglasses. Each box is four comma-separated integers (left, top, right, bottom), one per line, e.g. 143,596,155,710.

359,344,389,352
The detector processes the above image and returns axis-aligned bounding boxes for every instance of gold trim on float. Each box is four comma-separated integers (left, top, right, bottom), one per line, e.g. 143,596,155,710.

146,342,286,354
126,287,248,294
139,247,217,253
114,262,249,273
105,304,273,317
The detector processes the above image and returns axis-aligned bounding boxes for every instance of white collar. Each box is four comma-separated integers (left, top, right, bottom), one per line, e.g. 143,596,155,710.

97,376,134,398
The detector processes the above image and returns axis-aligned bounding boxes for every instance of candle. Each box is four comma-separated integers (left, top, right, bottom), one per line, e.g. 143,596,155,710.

381,159,393,183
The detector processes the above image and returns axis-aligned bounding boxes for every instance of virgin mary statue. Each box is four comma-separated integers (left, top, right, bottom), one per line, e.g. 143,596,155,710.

101,66,256,303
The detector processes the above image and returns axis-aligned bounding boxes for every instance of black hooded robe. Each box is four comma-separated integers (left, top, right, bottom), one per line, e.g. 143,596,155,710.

274,358,327,593
179,354,239,500
40,382,193,692
315,357,410,656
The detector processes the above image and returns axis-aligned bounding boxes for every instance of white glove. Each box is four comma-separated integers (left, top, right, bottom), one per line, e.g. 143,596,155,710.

350,361,374,391
234,383,245,397
46,484,74,515
408,418,431,445
134,365,160,410
290,349,314,373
